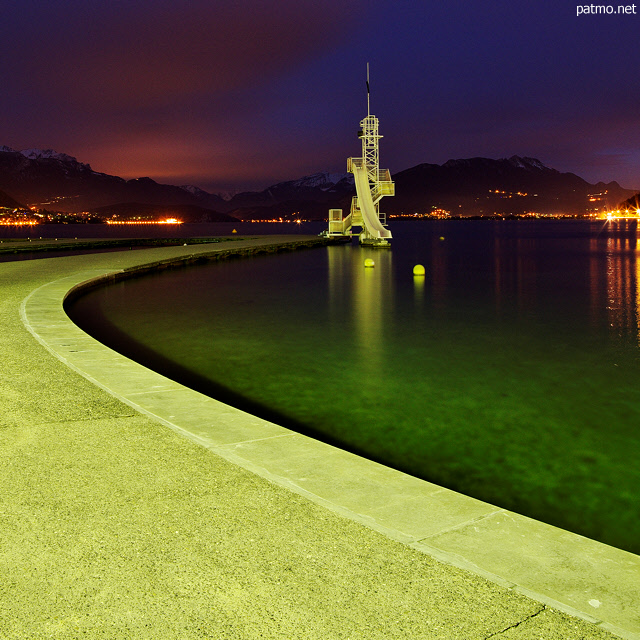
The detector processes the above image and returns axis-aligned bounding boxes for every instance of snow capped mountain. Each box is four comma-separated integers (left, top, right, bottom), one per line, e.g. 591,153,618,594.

0,146,86,165
181,185,242,202
19,148,92,170
180,184,207,197
215,190,240,201
442,156,553,172
21,148,70,161
507,156,552,171
285,171,352,190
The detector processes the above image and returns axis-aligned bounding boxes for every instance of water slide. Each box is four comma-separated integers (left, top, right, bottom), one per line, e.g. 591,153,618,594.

351,162,392,239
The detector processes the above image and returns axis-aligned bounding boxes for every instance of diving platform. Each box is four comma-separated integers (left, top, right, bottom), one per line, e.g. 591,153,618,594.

324,68,394,247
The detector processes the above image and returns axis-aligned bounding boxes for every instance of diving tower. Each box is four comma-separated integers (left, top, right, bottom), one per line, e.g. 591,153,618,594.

325,66,394,247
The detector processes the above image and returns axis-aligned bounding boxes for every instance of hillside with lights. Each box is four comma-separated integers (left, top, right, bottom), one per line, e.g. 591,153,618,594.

1,147,637,223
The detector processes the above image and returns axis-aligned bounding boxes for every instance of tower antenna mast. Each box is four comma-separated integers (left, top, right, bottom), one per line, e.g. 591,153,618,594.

366,62,370,116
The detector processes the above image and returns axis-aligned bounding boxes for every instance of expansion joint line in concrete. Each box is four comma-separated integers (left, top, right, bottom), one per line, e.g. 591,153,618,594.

414,508,508,543
483,605,546,638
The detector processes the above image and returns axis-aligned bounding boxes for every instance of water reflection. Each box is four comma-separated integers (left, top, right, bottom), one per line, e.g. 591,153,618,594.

428,234,449,313
413,269,425,308
600,220,640,347
406,220,640,349
326,244,393,371
491,231,543,321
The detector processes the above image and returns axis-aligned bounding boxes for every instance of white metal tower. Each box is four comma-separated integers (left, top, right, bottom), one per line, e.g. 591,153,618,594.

326,64,394,246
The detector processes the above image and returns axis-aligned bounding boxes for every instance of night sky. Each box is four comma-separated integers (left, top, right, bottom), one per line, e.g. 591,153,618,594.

2,1,639,192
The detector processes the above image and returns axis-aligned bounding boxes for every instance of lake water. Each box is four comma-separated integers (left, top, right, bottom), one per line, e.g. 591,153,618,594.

66,220,640,554
0,221,319,240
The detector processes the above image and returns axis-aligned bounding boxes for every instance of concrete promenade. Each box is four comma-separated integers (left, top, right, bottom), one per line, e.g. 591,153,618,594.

0,236,637,639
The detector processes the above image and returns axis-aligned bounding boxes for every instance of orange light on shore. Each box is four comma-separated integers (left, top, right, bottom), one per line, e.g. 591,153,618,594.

249,219,309,223
602,209,639,221
0,221,38,226
105,219,183,225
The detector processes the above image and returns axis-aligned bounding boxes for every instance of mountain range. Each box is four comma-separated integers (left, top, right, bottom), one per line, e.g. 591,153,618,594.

0,146,636,220
391,156,636,217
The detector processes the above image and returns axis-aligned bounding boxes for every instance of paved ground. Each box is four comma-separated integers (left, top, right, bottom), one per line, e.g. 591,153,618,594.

0,238,628,639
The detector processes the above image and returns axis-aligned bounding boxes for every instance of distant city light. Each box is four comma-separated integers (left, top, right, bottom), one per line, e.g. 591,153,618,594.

602,210,639,221
249,218,310,223
105,218,183,225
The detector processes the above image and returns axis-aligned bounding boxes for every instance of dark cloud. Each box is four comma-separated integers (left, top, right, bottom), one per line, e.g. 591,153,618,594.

14,1,354,107
1,0,640,191
1,0,367,188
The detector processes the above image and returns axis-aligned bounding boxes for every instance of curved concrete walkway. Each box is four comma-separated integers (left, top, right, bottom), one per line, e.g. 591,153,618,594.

1,236,637,639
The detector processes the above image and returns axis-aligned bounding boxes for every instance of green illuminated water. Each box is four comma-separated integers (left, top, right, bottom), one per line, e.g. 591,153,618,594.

67,221,640,554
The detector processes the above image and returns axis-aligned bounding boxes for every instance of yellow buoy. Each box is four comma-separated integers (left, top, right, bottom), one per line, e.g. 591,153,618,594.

413,264,425,276
439,236,445,241
364,258,375,268
232,229,237,234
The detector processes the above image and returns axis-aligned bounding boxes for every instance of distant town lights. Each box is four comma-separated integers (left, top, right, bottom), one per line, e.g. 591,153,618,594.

603,209,639,220
105,219,183,225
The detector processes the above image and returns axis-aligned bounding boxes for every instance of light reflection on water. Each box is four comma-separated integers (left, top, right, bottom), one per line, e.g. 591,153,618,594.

598,225,640,345
67,220,640,554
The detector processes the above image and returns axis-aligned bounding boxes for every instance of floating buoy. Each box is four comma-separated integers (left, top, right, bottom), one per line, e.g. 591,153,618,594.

232,229,237,234
364,258,375,268
439,236,445,241
413,264,425,276
183,243,187,246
